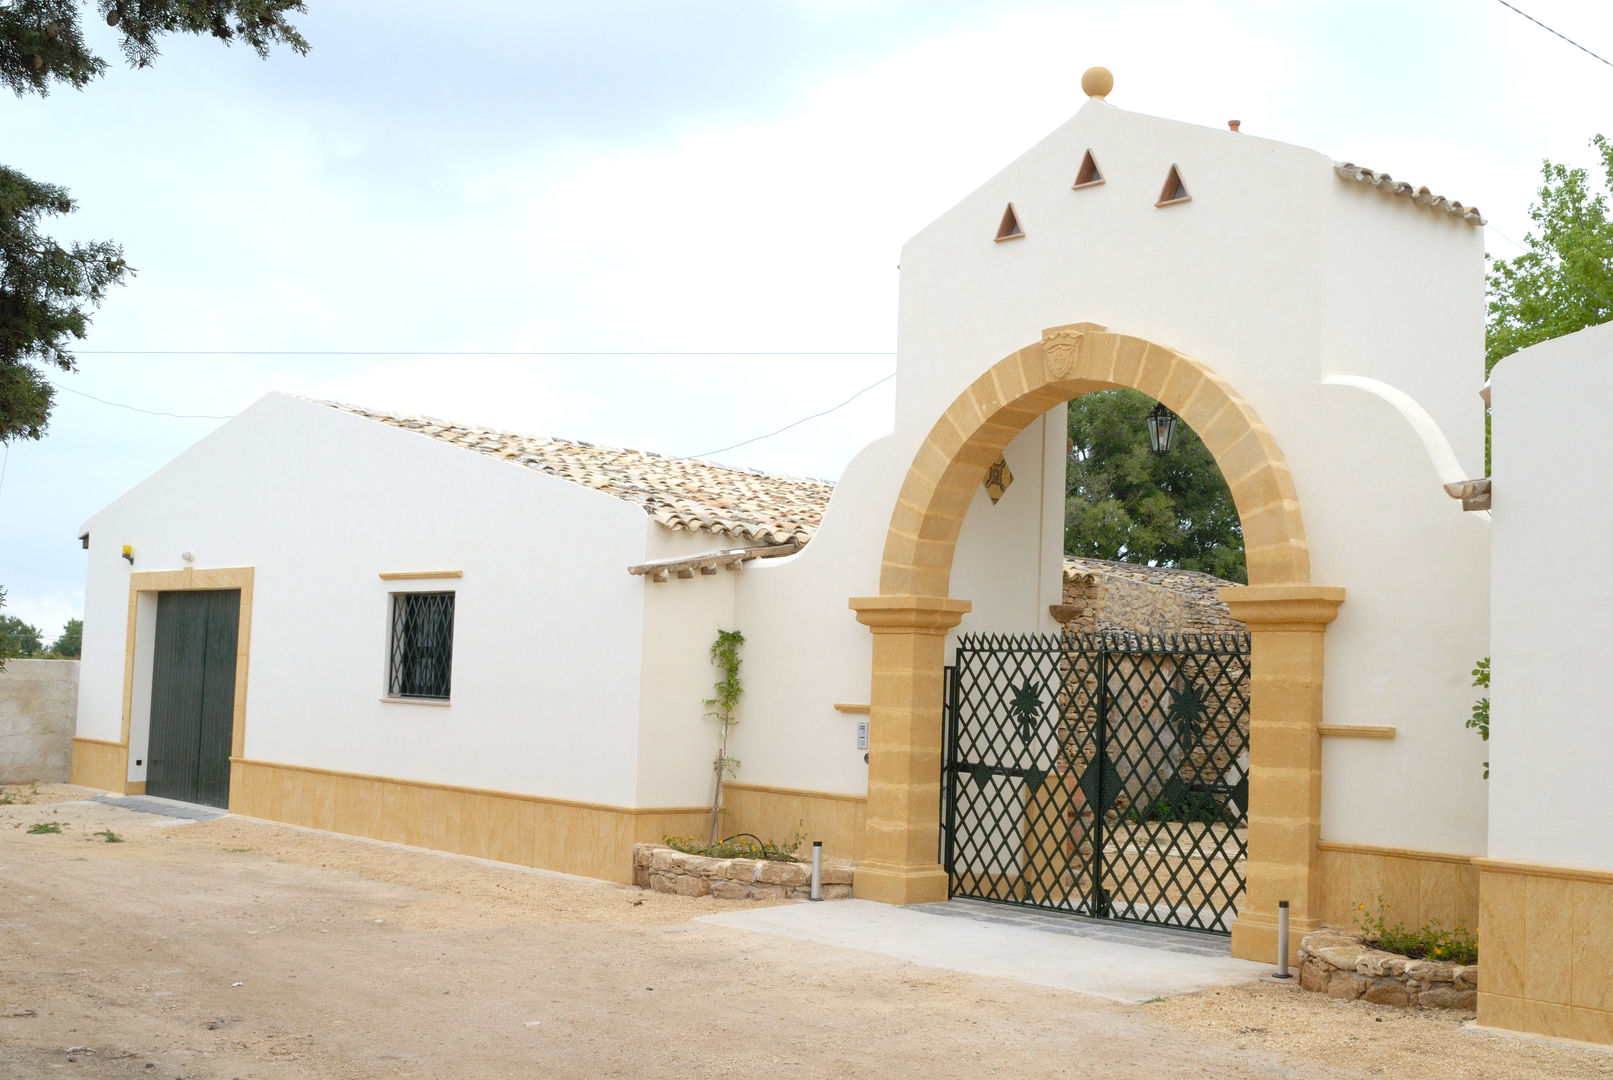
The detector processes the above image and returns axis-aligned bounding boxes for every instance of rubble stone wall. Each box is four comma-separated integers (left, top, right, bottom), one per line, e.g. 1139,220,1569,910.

1058,559,1246,637
632,843,853,901
1299,930,1477,1010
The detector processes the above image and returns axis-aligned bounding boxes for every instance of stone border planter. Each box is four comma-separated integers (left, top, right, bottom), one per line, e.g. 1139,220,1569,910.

1299,930,1477,1010
633,843,853,901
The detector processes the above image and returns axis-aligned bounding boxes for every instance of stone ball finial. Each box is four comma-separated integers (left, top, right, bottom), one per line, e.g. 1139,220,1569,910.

1081,66,1114,99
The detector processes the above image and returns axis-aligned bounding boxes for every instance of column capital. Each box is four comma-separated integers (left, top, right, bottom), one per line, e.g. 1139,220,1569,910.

1218,584,1345,630
849,595,972,633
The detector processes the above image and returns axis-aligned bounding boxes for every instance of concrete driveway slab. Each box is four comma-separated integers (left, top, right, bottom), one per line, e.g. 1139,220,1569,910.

698,897,1270,1002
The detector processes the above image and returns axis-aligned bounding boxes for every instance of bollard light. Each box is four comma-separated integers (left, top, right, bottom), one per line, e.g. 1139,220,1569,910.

1273,899,1293,979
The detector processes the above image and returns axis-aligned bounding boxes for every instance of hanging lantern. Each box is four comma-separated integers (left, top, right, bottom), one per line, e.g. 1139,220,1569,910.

1146,401,1178,454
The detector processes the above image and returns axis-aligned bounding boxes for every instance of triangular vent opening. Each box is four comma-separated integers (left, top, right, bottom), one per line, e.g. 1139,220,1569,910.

1157,165,1191,206
1073,150,1104,189
995,202,1025,242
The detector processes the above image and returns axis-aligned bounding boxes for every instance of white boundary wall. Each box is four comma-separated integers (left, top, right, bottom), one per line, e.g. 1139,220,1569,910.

75,100,1500,858
1488,322,1613,869
735,99,1493,855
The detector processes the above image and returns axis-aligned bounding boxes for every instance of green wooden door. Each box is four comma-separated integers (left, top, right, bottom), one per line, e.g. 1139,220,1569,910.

146,589,240,808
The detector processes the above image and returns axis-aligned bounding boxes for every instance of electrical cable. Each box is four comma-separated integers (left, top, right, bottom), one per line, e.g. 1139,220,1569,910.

46,380,235,420
693,372,895,458
43,358,900,452
74,350,896,357
1492,0,1613,69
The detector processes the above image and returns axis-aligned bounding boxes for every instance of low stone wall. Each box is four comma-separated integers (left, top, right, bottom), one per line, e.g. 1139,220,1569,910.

1299,930,1477,1010
0,659,79,784
633,843,853,901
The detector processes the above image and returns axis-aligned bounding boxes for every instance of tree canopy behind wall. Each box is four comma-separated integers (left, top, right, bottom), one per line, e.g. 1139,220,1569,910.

1486,134,1613,373
1064,389,1246,584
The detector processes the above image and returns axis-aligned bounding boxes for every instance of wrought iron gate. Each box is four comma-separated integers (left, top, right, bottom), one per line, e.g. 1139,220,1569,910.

943,630,1251,933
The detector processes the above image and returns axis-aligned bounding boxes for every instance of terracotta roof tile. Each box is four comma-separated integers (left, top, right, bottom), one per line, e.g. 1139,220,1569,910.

1333,162,1485,225
318,400,833,547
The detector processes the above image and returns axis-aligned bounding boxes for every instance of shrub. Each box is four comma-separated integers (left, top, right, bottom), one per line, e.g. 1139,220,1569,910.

26,822,61,835
1354,896,1478,965
663,832,803,863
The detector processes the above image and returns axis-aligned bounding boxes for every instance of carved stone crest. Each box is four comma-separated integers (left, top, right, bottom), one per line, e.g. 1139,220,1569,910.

1042,328,1085,379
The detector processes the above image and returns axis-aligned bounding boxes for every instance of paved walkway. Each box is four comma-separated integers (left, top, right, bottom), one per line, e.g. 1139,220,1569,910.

89,794,227,822
699,897,1271,1003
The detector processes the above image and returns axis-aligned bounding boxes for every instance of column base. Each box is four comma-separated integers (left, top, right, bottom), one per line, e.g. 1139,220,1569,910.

1231,908,1320,966
851,861,950,905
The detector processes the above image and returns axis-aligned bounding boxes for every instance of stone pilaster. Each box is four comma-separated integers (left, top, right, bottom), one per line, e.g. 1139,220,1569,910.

1219,583,1345,964
848,595,972,904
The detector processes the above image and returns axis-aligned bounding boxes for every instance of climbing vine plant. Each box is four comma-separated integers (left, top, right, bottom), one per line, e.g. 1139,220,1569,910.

1468,657,1490,780
704,629,745,843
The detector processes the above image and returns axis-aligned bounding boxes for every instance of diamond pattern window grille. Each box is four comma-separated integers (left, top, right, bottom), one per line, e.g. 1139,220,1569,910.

389,592,455,700
943,630,1250,934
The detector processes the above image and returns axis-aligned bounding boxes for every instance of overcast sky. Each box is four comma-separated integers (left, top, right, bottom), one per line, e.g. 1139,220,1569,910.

1,0,1611,636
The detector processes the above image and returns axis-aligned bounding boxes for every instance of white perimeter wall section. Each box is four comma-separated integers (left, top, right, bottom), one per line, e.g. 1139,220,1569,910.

1488,322,1613,869
635,525,739,807
75,393,652,805
73,99,1504,856
745,99,1493,850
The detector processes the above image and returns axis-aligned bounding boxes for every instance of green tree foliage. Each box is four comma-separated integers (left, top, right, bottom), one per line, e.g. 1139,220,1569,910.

1,169,127,438
0,586,14,668
1486,134,1613,374
0,611,44,657
0,1,307,440
1065,390,1245,583
50,616,81,658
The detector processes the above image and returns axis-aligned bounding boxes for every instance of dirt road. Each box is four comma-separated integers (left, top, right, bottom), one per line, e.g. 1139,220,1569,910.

2,786,1607,1079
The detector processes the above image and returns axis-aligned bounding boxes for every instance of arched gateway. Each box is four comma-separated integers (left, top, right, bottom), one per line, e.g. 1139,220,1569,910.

851,323,1343,963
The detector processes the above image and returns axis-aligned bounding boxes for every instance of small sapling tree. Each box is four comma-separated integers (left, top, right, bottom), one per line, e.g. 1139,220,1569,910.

704,628,744,843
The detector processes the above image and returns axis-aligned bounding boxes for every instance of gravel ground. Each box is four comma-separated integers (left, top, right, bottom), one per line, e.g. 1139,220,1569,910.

2,783,1609,1079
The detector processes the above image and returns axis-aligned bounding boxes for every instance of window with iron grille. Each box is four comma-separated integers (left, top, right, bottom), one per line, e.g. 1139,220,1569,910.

388,592,455,700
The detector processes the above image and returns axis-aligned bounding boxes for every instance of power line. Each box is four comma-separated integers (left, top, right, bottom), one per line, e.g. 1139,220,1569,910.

1485,223,1529,254
1492,0,1613,69
75,349,897,357
37,362,900,454
48,380,235,420
695,372,896,458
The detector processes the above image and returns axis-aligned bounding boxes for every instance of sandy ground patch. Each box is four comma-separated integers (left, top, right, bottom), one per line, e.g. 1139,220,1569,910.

2,787,1609,1079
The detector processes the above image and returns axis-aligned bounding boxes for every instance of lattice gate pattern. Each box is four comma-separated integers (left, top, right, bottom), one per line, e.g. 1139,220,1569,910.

943,631,1251,933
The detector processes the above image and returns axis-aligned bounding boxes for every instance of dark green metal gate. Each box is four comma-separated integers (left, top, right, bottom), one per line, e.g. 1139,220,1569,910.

147,589,240,808
943,630,1251,933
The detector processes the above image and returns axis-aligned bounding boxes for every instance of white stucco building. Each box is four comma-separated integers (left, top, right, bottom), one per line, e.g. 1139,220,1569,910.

72,72,1608,1045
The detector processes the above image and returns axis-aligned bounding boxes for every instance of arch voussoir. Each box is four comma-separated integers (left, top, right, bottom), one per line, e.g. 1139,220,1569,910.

880,326,1312,596
859,323,1331,956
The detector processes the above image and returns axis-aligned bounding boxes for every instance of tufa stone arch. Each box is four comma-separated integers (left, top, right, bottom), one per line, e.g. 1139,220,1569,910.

851,323,1344,963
